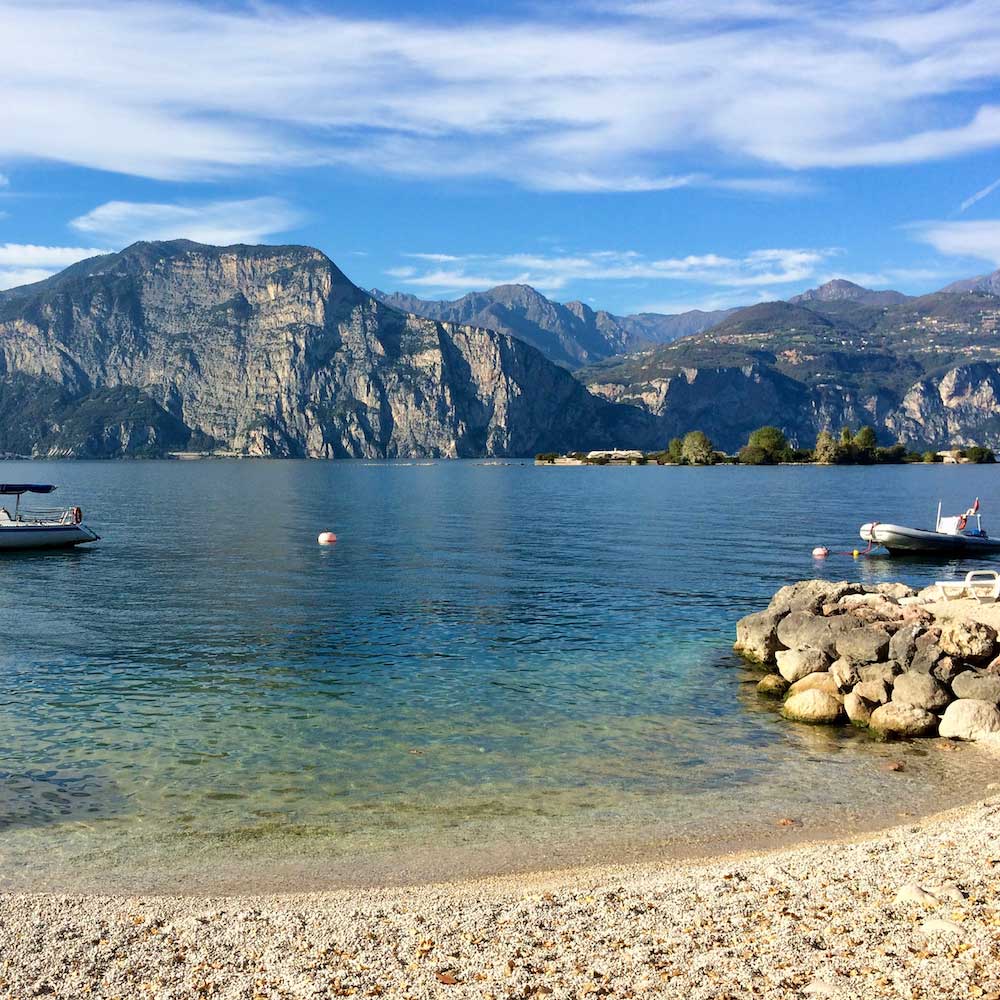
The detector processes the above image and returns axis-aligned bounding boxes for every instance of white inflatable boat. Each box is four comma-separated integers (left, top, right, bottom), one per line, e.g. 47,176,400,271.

860,498,1000,556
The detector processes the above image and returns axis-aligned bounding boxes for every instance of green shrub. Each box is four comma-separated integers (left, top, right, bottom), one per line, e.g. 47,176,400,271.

535,452,560,463
962,445,996,464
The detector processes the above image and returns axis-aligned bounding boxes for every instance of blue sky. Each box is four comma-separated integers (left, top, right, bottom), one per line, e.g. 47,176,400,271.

1,0,1000,315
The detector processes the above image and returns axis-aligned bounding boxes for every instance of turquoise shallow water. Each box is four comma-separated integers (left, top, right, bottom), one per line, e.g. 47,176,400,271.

1,459,999,892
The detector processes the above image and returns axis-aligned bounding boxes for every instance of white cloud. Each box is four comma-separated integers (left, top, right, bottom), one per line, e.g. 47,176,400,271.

69,197,302,247
960,177,1000,213
0,242,108,290
385,246,839,297
0,1,998,188
910,220,1000,266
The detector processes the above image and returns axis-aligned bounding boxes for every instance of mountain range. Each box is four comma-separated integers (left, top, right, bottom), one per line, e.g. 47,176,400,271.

1,240,1000,458
371,286,733,369
0,240,656,459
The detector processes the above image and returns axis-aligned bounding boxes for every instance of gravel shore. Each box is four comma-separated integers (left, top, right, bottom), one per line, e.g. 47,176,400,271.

3,796,999,999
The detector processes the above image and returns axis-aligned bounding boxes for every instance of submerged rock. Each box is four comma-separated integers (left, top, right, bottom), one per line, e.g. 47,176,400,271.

939,699,1000,740
781,690,843,724
869,703,938,739
756,674,789,698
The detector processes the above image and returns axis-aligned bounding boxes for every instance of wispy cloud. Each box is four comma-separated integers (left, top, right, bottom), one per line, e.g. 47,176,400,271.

959,177,1000,213
909,219,1000,266
0,1,998,189
384,246,839,297
0,242,108,290
69,197,303,247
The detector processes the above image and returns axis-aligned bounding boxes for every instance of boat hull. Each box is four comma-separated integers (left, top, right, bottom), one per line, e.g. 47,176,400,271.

0,524,99,550
860,522,1000,555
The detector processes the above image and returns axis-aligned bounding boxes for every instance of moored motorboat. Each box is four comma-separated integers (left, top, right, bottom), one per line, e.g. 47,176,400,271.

860,498,1000,555
0,484,99,551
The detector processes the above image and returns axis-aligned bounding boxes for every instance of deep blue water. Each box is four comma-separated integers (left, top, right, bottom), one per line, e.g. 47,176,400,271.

1,460,998,892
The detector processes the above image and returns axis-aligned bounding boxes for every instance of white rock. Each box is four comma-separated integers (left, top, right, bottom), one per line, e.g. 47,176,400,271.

934,882,965,902
939,699,1000,741
894,884,939,906
920,918,964,936
802,980,838,996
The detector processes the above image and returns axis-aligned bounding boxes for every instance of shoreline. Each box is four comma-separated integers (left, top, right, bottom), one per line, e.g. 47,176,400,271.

5,795,999,998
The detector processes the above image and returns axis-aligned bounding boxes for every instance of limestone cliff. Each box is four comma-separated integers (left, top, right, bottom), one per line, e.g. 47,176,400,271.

0,241,655,458
588,362,1000,452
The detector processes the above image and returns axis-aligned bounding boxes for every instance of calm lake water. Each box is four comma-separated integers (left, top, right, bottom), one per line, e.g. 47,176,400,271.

2,459,999,893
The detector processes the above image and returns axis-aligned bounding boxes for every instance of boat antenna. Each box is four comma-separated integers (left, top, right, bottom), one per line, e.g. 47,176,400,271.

936,500,942,533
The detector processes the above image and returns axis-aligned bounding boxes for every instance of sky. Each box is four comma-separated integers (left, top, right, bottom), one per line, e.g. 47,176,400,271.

1,0,1000,315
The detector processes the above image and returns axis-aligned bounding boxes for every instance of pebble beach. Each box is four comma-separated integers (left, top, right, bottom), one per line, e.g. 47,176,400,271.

3,794,999,999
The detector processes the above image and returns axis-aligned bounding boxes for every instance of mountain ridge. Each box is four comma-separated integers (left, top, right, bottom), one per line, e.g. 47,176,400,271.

0,240,657,458
370,285,734,369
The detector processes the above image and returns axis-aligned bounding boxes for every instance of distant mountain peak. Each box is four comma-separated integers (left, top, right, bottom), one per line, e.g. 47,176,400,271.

939,268,1000,296
790,278,909,306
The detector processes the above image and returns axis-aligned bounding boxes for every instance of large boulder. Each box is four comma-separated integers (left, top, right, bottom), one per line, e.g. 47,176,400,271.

854,679,891,705
874,583,917,600
951,671,1000,704
735,607,789,664
939,620,998,664
892,671,951,712
781,690,843,724
770,580,863,614
788,672,842,700
835,625,891,665
939,699,1000,741
844,691,875,726
888,624,922,668
869,703,938,739
777,611,857,658
776,647,831,683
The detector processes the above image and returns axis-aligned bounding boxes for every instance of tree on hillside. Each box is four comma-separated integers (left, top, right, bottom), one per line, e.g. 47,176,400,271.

814,429,839,464
739,426,791,465
681,430,715,465
840,426,853,446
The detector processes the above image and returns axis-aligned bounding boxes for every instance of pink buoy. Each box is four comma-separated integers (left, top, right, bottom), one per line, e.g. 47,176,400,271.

812,546,829,558
318,531,338,545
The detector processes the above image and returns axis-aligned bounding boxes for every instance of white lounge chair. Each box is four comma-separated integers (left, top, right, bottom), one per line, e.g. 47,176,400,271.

936,570,1000,604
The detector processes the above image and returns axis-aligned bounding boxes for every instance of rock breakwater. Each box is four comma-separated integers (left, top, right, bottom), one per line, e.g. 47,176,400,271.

736,579,1000,743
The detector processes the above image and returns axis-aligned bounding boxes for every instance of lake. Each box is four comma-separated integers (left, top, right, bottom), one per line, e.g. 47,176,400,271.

1,459,998,893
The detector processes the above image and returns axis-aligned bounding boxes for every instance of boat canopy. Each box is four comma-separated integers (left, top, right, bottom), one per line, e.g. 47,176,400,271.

0,483,57,495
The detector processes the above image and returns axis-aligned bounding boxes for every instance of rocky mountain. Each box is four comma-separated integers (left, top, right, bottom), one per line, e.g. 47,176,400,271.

0,241,658,459
789,278,910,307
580,284,1000,451
939,268,1000,296
370,285,732,368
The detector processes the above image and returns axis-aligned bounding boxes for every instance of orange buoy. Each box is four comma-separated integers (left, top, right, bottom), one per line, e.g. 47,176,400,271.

811,546,829,558
317,531,338,545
